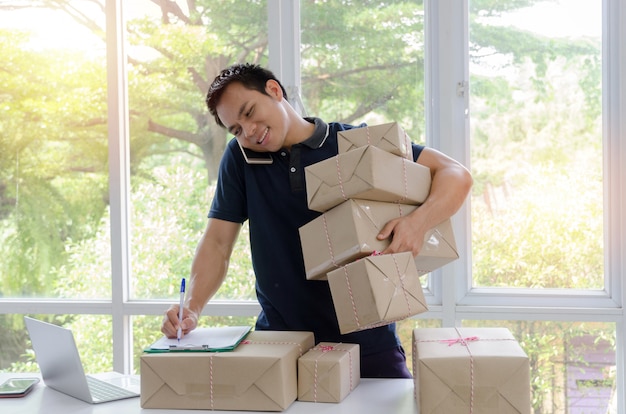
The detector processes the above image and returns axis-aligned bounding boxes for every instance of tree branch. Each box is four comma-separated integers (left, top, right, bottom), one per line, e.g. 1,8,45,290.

147,118,203,146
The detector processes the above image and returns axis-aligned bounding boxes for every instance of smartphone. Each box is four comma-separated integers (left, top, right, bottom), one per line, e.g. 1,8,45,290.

237,140,273,164
0,377,40,398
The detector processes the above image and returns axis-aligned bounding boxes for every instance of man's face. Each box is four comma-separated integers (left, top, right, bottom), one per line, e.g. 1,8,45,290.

216,80,289,152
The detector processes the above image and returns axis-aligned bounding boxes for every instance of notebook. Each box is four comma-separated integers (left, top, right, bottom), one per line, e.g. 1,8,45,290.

24,316,140,404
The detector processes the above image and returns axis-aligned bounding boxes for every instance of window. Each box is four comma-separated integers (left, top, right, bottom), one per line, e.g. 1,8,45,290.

0,1,624,411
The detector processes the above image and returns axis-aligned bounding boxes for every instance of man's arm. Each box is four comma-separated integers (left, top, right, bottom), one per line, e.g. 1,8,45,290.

378,147,473,255
161,218,241,338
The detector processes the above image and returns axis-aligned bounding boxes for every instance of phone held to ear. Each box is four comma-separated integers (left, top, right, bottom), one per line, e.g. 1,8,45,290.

0,377,40,398
238,141,273,165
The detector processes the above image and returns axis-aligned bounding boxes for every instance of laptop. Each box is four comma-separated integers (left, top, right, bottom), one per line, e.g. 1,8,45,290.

24,316,140,404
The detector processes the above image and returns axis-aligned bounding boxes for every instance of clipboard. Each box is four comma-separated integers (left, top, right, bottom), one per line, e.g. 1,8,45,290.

144,326,251,353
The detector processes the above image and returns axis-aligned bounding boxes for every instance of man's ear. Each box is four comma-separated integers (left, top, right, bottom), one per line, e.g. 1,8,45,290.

265,79,284,100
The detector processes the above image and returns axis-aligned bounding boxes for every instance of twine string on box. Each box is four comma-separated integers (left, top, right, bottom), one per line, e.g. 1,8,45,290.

452,328,476,414
395,154,409,204
311,344,354,402
403,130,412,159
343,266,361,329
198,339,311,410
322,214,338,268
414,330,517,414
334,157,347,202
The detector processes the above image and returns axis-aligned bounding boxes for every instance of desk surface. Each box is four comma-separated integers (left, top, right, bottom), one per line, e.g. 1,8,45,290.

0,373,417,414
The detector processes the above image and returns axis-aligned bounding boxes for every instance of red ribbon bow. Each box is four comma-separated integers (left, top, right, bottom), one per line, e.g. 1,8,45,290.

440,336,480,346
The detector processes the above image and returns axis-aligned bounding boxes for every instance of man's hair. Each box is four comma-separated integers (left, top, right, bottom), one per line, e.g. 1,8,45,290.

206,63,288,127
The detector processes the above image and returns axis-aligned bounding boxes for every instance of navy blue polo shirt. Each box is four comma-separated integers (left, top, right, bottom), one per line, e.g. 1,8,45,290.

209,117,425,357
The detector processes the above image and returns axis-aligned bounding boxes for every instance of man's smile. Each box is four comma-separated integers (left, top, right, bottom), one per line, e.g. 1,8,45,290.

257,127,269,145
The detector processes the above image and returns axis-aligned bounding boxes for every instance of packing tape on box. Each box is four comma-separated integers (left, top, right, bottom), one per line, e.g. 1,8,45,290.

320,204,410,273
310,344,355,403
333,146,411,206
413,328,517,414
361,124,414,160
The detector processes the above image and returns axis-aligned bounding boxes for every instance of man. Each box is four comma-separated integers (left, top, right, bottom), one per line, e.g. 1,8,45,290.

161,63,472,377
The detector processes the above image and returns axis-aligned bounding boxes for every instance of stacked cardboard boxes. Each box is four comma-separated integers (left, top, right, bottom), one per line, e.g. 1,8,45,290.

301,122,458,335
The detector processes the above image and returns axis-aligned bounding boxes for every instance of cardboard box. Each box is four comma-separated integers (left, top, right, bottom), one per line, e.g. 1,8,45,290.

412,328,530,414
327,252,428,334
304,145,431,212
338,122,413,159
299,199,459,280
140,330,315,411
297,342,360,403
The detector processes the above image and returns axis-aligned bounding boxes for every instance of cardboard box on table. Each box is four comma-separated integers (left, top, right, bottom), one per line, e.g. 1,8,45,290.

327,252,428,335
337,122,414,160
140,330,315,411
297,342,360,403
304,145,431,213
412,328,530,414
299,199,459,280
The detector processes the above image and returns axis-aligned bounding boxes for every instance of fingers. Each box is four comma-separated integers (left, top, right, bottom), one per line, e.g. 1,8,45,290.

161,306,180,338
377,217,424,257
377,219,396,241
161,306,199,339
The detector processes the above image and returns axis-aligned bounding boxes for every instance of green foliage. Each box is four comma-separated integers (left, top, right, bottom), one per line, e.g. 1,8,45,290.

300,1,426,138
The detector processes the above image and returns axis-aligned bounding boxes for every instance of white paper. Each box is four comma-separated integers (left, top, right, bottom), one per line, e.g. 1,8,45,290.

148,326,251,351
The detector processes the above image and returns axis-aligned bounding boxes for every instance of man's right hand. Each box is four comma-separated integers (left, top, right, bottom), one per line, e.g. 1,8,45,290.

161,305,198,339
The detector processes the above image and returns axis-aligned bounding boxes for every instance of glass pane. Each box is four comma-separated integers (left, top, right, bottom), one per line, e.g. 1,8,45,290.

2,315,112,373
397,318,441,372
125,1,267,301
0,4,110,299
469,0,603,289
301,0,426,141
462,320,615,414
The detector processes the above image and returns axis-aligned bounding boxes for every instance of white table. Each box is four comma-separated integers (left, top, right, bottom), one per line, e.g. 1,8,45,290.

0,373,417,414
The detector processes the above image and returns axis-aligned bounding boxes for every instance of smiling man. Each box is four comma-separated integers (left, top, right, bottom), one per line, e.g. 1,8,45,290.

161,63,472,378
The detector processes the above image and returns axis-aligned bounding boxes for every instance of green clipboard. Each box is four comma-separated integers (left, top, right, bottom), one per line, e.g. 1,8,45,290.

144,326,251,353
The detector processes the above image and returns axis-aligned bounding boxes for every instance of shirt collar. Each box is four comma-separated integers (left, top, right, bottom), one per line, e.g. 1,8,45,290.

299,117,329,149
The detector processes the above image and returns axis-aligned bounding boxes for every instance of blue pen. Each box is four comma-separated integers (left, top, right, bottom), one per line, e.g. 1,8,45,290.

177,278,186,342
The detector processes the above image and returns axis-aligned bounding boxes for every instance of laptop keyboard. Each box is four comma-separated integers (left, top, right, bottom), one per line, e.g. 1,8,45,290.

86,376,138,402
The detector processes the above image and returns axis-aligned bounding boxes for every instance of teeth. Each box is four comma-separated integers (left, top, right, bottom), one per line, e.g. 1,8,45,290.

257,128,268,144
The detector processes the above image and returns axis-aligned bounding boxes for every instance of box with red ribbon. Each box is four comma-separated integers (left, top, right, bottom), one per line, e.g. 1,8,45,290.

327,252,428,334
297,342,360,403
140,330,315,411
412,327,530,414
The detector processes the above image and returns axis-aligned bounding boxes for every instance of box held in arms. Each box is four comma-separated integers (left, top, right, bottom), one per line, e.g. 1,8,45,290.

412,327,530,414
299,199,458,280
337,122,413,159
140,331,315,411
297,342,360,403
327,252,427,335
304,145,431,213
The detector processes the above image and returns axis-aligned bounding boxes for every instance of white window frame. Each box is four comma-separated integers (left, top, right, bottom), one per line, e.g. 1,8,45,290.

424,0,625,411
